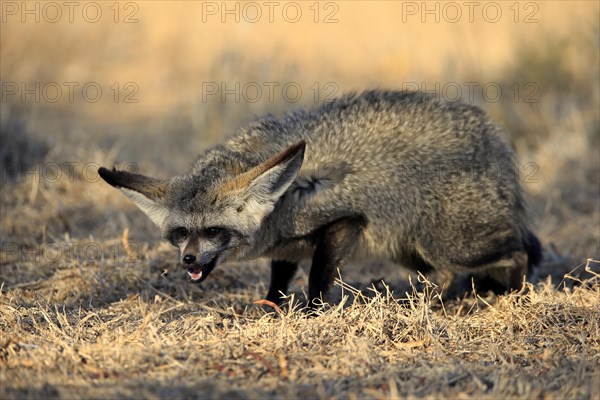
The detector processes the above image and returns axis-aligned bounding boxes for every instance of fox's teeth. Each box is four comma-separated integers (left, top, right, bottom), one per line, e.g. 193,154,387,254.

188,270,203,281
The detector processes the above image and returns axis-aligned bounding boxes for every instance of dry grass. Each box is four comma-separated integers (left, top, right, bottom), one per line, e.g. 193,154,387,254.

1,259,599,399
1,2,600,399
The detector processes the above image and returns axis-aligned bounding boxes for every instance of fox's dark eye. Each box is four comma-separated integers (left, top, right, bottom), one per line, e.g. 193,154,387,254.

170,227,188,244
203,227,222,238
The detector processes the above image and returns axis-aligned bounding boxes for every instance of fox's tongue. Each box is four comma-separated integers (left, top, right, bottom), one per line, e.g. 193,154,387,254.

188,268,203,281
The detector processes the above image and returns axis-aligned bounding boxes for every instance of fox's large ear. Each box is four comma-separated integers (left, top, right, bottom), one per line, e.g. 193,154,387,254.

234,141,306,219
98,167,170,228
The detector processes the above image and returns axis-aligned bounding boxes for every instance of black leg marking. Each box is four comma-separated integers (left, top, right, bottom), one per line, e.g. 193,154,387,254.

508,250,529,291
524,230,542,273
308,216,365,307
467,250,530,295
266,260,298,305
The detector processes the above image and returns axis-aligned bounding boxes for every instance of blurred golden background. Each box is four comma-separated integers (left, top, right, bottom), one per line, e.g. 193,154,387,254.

1,0,598,270
2,2,597,147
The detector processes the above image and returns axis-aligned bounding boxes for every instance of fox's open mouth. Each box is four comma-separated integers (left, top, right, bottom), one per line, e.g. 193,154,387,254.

187,255,219,283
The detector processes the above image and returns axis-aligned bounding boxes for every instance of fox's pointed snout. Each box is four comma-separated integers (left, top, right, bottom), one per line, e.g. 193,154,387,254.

182,252,220,283
183,254,196,264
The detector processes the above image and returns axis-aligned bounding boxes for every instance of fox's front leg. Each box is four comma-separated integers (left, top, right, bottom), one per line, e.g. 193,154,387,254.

266,260,299,305
308,216,365,307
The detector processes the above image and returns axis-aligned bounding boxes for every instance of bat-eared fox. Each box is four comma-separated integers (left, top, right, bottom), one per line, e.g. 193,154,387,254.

99,90,542,307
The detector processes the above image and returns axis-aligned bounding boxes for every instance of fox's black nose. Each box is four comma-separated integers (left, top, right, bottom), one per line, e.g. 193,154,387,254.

183,254,196,264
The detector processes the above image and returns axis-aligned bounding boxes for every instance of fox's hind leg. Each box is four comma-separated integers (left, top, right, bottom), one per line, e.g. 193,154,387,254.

463,231,542,294
308,216,365,307
460,250,530,294
266,260,298,305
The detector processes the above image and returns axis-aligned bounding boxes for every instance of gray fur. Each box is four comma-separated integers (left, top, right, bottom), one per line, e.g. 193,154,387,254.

99,90,541,296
